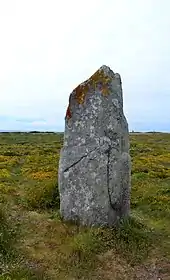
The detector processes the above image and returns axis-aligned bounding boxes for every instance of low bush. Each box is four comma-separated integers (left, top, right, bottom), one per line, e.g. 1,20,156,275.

20,179,60,210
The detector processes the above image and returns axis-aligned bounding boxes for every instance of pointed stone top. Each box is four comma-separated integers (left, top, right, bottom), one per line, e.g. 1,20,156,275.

98,65,121,80
98,65,113,74
65,65,122,120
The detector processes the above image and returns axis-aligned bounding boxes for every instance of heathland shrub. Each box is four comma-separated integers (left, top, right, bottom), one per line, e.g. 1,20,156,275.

21,179,60,210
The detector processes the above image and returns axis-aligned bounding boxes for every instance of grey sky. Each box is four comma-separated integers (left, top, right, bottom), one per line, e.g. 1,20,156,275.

0,0,170,131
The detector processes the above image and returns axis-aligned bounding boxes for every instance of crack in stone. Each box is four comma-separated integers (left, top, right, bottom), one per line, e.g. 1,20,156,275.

63,137,111,173
63,138,122,216
106,146,112,207
63,154,88,173
63,147,98,173
106,146,122,214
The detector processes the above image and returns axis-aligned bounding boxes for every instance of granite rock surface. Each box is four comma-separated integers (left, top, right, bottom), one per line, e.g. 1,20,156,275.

58,65,131,226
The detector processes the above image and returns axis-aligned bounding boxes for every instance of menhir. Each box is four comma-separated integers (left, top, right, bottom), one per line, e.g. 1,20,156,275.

58,65,131,227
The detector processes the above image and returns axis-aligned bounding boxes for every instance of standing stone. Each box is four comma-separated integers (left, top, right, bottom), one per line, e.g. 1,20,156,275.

58,65,131,227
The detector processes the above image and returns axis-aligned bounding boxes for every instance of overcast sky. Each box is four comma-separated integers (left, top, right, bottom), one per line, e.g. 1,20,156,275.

0,0,170,132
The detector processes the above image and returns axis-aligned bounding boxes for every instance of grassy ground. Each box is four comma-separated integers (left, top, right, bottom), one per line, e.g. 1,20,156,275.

0,132,170,279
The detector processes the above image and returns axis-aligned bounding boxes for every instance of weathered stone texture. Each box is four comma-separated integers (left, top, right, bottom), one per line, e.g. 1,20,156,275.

58,65,131,226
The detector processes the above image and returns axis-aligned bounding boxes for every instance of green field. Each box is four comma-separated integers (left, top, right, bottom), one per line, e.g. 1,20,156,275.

0,132,170,279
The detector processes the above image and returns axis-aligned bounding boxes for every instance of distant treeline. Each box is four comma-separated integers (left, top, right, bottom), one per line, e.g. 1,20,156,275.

0,131,64,134
0,131,167,134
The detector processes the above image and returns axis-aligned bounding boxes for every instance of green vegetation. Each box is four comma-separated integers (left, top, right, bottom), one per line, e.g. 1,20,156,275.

0,132,169,279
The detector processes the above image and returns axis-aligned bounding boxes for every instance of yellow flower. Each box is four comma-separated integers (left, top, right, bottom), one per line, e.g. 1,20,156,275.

0,168,11,178
28,171,55,180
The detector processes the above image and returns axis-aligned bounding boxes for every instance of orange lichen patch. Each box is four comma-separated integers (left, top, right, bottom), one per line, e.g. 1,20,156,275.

65,94,72,120
65,68,112,120
74,68,112,105
74,83,89,104
66,105,72,120
102,85,110,96
90,70,111,86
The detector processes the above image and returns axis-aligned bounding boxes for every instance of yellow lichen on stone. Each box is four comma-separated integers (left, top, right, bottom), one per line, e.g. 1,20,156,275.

74,68,112,105
74,83,89,104
90,69,111,87
102,85,110,96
